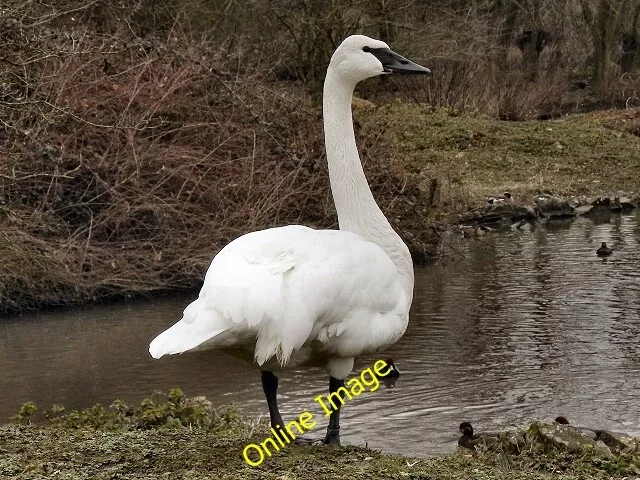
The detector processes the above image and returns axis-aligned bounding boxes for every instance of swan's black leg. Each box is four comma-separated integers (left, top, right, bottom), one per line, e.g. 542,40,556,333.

324,376,344,445
262,370,309,444
261,370,286,431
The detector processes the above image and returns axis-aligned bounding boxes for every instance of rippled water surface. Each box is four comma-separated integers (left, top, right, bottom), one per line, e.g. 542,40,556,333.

1,212,639,456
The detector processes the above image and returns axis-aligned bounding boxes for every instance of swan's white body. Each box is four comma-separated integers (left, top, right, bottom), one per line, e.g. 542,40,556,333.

149,35,415,380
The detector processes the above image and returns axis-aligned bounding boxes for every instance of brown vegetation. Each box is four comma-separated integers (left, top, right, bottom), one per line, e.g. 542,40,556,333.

1,0,639,312
0,1,440,312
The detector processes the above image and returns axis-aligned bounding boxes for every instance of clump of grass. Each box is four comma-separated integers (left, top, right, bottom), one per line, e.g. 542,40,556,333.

12,401,37,425
15,389,253,434
476,421,640,478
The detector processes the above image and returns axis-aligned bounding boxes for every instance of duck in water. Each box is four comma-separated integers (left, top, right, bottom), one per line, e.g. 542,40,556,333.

375,358,400,387
381,358,400,378
458,422,498,452
596,242,613,256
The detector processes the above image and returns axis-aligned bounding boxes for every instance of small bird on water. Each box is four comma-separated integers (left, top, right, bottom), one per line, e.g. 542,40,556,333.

378,357,400,379
596,242,613,257
457,422,498,452
375,357,400,387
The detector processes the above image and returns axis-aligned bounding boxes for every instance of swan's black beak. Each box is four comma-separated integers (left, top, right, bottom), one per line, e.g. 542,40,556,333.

369,48,431,75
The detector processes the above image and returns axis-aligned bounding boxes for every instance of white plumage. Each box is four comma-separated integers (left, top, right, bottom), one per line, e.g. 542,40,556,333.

149,34,430,385
149,226,409,377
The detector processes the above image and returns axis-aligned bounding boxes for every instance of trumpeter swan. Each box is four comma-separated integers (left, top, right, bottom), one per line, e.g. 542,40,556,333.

149,35,431,445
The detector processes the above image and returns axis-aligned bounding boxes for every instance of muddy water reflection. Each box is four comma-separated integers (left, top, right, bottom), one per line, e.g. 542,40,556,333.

1,213,639,456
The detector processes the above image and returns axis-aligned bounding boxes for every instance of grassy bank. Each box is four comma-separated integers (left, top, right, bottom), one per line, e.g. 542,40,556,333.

2,102,640,313
363,103,640,219
0,427,603,480
3,392,638,480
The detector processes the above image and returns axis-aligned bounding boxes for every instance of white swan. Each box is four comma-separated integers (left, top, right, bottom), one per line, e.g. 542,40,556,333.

149,35,431,444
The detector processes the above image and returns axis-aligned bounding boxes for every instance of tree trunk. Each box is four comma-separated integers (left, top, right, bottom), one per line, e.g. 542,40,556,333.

593,35,610,90
580,0,629,93
632,2,640,71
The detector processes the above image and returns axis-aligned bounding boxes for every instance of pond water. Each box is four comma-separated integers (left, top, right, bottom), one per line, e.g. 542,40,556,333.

1,212,639,457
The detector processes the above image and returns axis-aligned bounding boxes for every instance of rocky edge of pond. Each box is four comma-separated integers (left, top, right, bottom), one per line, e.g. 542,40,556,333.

458,192,639,230
502,420,640,457
2,391,639,479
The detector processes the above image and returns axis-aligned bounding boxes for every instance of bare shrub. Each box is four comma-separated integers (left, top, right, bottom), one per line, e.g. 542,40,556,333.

0,1,438,312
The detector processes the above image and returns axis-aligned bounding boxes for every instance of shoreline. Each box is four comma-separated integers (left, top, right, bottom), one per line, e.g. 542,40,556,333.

458,192,638,229
3,392,639,479
0,201,640,317
1,191,637,316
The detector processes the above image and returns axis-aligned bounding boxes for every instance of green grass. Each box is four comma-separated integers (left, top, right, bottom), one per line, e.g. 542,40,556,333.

359,104,640,216
3,392,638,480
1,424,630,480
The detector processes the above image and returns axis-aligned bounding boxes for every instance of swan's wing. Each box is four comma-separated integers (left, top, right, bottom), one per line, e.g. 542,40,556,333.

149,225,408,365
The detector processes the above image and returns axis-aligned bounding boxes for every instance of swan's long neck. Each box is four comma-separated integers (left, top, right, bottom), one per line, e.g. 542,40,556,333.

323,69,414,301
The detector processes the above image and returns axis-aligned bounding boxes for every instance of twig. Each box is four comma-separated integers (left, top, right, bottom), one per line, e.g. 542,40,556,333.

0,99,161,131
29,0,102,27
0,172,76,181
208,72,298,166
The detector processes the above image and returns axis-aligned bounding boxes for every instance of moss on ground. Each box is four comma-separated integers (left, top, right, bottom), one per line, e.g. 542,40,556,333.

0,429,608,480
3,392,638,480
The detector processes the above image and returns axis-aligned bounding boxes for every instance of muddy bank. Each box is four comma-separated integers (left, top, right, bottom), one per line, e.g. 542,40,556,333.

3,392,639,479
3,106,640,313
458,193,639,229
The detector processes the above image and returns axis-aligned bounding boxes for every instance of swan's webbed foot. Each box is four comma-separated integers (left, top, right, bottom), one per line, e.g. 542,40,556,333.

323,427,341,445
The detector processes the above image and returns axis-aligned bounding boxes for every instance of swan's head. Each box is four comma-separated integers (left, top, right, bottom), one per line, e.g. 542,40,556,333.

329,35,431,84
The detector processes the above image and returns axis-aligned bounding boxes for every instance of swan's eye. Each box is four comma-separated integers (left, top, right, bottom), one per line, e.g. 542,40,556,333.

363,46,370,52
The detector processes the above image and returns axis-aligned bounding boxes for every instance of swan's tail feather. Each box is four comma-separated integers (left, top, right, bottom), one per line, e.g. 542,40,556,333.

148,298,226,359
